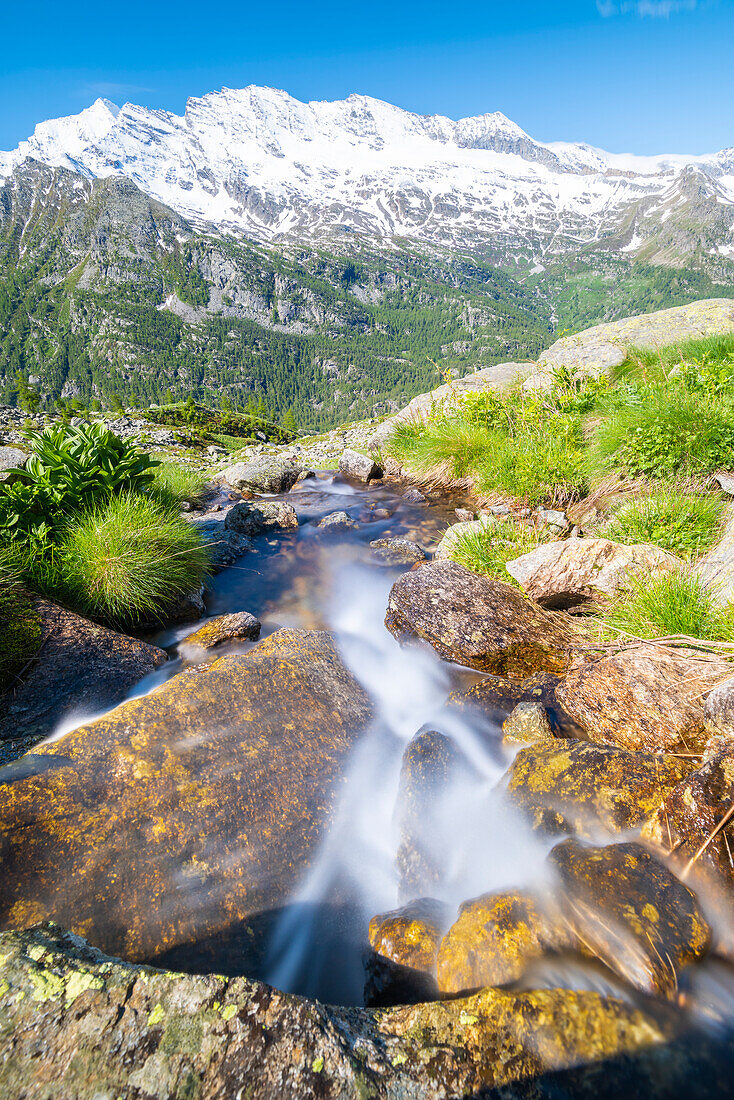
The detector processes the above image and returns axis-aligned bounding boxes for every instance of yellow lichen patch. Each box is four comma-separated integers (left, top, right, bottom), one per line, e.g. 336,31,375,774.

147,1004,165,1027
64,970,104,1005
28,967,66,1002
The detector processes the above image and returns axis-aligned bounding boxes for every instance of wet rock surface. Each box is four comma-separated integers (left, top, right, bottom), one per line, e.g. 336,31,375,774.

365,898,449,1006
0,629,373,970
506,740,691,837
0,598,167,761
502,701,556,746
180,611,261,650
704,674,734,737
386,560,581,676
4,923,722,1100
318,509,357,530
549,839,711,998
448,670,583,737
437,890,566,994
505,537,681,608
369,536,426,565
556,645,731,753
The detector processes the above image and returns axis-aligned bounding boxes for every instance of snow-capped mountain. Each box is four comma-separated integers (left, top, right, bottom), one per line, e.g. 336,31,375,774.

2,86,734,262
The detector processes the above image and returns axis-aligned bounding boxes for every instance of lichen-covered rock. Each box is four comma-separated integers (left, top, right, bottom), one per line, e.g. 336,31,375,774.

506,740,691,837
448,670,583,737
338,448,382,482
395,730,470,902
318,510,356,530
642,741,734,897
548,839,711,998
221,457,301,494
365,897,450,1006
370,536,426,565
0,598,167,758
224,498,299,534
556,645,731,753
0,630,373,970
704,674,734,737
437,891,567,994
180,611,261,651
1,922,709,1100
0,445,27,483
433,514,495,561
385,560,580,676
502,701,555,747
505,537,681,609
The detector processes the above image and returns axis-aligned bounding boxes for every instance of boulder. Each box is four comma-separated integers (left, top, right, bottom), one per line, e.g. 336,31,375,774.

642,740,734,896
368,361,537,450
704,674,734,737
696,507,734,605
0,598,167,756
437,891,567,994
433,514,495,561
184,512,252,571
338,448,382,482
317,510,356,530
506,740,691,837
536,508,570,533
0,629,373,970
0,445,27,483
180,612,261,651
396,730,470,902
502,701,555,747
528,299,734,390
220,458,301,494
449,671,583,738
1,922,709,1100
365,897,450,1006
224,499,298,535
370,536,426,565
548,839,711,998
556,645,732,753
506,538,681,609
385,560,580,677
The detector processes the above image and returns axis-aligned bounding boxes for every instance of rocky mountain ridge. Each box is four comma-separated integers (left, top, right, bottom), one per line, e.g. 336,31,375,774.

2,86,734,270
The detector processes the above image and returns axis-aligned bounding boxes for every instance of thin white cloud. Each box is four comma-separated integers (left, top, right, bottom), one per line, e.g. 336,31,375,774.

597,0,699,15
80,82,155,99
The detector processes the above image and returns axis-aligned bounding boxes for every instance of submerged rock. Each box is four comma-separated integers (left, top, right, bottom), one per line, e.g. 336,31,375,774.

0,598,167,756
0,629,373,970
365,897,450,1006
506,537,681,609
556,645,731,753
385,560,580,676
224,499,299,534
338,448,382,482
448,670,583,737
437,891,567,994
317,510,356,530
506,740,691,837
370,536,426,565
396,729,470,901
221,458,301,494
2,922,713,1100
549,839,711,998
180,612,261,651
403,487,428,504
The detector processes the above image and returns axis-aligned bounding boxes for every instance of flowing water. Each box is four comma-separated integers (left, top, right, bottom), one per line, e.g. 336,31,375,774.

22,472,734,1030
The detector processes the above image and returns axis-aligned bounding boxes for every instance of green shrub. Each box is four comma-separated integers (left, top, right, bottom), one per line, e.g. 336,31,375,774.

605,489,726,558
619,334,734,394
605,569,734,642
0,552,42,694
448,521,544,584
151,462,206,508
586,385,734,479
57,494,210,627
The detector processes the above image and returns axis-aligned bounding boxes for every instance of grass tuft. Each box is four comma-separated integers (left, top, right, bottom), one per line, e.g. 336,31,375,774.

57,494,210,627
150,462,207,508
448,521,545,584
604,569,734,643
604,489,726,559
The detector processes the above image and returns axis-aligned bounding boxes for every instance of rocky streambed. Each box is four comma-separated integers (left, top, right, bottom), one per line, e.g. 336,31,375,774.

3,462,734,1097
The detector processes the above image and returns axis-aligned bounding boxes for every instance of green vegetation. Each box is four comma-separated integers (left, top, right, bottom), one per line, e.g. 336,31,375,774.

448,521,544,584
0,553,42,694
57,494,210,627
605,570,734,642
144,398,293,444
0,423,209,629
605,489,726,558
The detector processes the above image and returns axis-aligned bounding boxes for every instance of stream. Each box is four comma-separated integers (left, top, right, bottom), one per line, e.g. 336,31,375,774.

28,472,734,1027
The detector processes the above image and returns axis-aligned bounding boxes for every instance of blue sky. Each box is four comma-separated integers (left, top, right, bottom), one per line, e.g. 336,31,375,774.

1,0,732,154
